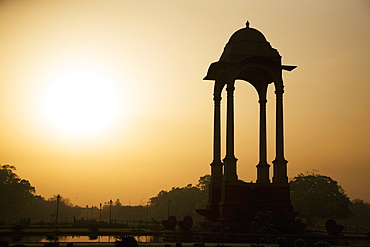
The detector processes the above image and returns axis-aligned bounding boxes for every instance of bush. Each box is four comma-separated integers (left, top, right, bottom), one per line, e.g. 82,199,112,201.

315,241,330,247
294,239,307,247
276,237,288,247
114,235,138,247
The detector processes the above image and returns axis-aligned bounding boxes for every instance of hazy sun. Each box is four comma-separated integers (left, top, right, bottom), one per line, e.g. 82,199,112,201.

41,65,122,137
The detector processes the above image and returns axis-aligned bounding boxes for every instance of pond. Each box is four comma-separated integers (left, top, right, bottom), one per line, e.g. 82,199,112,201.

2,235,159,244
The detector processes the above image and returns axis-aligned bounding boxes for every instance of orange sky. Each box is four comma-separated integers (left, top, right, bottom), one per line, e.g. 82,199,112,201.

0,0,369,207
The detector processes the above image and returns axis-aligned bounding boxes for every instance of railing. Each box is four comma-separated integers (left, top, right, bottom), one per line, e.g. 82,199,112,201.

308,224,370,235
0,219,163,230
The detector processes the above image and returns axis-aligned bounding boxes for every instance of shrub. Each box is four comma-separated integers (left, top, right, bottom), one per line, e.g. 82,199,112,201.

114,235,138,247
294,239,307,247
276,237,288,247
315,241,330,247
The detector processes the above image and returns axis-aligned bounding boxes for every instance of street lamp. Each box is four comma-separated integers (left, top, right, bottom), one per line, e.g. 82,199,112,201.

128,203,131,227
145,204,149,227
99,203,102,222
167,200,171,217
86,205,89,220
109,200,113,223
56,194,61,228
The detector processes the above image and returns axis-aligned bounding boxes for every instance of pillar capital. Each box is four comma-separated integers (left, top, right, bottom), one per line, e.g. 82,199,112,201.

274,88,285,95
213,95,222,102
258,99,267,104
226,82,235,92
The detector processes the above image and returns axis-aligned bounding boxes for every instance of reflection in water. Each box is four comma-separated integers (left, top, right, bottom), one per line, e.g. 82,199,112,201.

3,235,43,243
46,235,155,243
51,235,113,243
88,234,98,240
3,235,157,243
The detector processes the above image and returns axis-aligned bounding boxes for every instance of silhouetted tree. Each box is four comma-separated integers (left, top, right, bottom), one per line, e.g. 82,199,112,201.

290,172,351,226
16,194,83,222
338,198,370,227
149,175,209,222
196,174,211,193
18,195,53,221
0,165,35,220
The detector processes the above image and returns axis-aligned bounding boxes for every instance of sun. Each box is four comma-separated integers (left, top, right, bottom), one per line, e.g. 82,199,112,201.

40,66,123,137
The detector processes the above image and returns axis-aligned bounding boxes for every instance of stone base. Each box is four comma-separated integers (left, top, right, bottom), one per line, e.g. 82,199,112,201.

161,230,196,242
198,182,303,233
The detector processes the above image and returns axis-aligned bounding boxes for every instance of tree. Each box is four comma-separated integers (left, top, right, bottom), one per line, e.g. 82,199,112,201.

290,172,351,226
149,175,210,222
196,174,211,192
0,165,35,220
339,199,370,227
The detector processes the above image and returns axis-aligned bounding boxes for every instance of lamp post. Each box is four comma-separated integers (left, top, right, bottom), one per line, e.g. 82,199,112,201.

86,205,89,220
145,204,149,227
75,205,78,222
109,200,112,223
167,200,171,217
56,194,61,228
99,203,102,222
92,206,94,220
128,202,131,227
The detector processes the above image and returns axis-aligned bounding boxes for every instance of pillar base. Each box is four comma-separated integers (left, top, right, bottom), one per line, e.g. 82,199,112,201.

256,162,271,184
222,155,238,182
197,182,301,233
272,158,288,184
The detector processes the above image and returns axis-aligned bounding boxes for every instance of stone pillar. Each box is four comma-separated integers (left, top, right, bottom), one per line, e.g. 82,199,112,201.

223,81,238,182
256,97,270,183
207,84,223,214
273,88,288,184
211,92,223,182
219,81,239,222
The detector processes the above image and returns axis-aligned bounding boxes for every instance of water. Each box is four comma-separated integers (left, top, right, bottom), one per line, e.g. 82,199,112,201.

50,235,154,243
2,235,157,243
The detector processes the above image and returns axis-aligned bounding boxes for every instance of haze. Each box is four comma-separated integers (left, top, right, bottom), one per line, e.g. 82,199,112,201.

0,0,369,207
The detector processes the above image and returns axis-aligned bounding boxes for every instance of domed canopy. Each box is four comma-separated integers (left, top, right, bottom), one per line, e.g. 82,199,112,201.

219,21,280,62
204,22,296,81
228,21,267,43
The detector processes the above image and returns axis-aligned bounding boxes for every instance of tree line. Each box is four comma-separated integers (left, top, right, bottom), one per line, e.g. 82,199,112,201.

1,164,370,228
0,165,209,225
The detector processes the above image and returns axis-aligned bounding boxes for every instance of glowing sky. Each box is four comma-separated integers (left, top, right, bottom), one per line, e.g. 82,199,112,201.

0,0,369,207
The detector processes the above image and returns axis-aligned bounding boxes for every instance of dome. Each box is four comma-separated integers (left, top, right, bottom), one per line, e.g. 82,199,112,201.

228,21,267,43
219,21,280,62
204,22,296,81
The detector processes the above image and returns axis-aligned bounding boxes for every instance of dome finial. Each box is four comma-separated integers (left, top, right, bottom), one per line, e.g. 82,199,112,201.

246,21,250,28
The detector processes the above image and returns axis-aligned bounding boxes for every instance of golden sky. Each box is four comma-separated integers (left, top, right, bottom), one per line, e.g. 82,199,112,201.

0,0,369,207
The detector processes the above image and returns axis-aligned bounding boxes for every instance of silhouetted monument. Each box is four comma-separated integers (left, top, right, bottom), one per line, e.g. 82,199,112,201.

197,22,299,233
